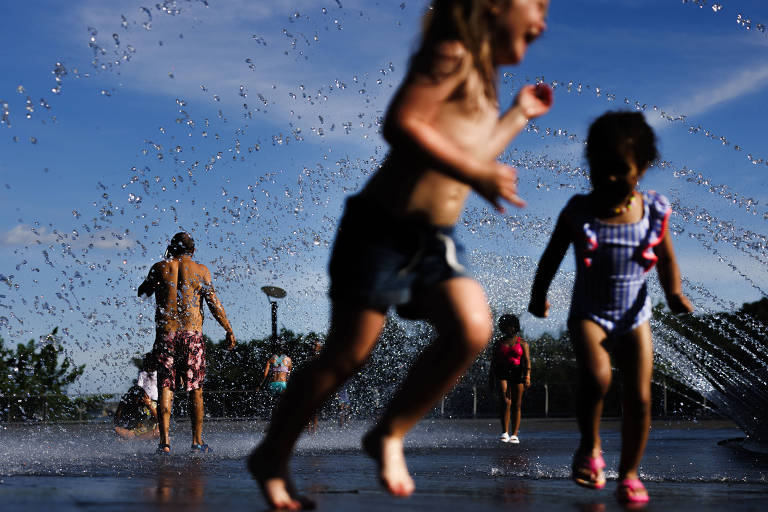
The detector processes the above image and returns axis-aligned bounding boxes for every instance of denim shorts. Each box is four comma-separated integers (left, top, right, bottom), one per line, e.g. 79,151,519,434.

328,194,470,316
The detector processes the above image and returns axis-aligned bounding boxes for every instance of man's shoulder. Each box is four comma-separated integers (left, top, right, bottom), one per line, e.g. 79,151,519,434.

189,260,211,275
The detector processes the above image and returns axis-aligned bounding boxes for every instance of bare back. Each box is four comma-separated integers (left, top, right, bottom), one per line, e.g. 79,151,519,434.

139,255,228,334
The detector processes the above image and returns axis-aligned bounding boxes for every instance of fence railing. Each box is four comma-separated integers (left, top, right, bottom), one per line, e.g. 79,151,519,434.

1,378,714,423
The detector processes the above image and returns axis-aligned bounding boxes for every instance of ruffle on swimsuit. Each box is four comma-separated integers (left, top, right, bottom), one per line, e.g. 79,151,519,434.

579,191,671,272
639,192,671,270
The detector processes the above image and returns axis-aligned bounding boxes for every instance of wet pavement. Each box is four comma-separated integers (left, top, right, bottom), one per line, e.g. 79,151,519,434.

1,418,766,511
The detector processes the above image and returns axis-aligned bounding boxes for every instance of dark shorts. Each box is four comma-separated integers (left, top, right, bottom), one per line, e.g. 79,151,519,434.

328,194,470,317
499,364,525,384
153,331,206,391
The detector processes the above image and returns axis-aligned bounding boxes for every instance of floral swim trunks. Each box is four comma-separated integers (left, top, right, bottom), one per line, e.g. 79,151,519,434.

153,330,206,391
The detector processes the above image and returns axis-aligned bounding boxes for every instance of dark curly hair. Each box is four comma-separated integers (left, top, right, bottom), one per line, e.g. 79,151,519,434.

498,314,520,336
166,232,195,257
586,111,658,184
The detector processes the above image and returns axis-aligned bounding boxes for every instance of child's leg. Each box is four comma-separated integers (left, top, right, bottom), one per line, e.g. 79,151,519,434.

510,382,524,436
498,379,511,434
363,277,492,496
113,426,135,439
615,321,653,483
569,319,612,457
250,304,387,510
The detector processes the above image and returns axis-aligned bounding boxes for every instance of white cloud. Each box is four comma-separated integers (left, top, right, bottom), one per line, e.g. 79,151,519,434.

0,225,133,250
660,63,768,124
1,225,57,246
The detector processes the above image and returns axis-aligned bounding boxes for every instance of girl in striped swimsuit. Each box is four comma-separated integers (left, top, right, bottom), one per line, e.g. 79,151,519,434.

528,111,693,505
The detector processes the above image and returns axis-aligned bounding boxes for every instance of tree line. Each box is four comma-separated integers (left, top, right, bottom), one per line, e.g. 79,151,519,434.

2,297,764,423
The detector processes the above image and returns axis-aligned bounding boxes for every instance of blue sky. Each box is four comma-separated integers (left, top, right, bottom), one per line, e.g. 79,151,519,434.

1,0,766,393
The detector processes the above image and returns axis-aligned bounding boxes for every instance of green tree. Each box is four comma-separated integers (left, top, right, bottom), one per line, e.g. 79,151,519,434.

0,328,103,421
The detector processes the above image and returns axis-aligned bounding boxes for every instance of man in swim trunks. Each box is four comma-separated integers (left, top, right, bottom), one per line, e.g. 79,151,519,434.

138,232,236,453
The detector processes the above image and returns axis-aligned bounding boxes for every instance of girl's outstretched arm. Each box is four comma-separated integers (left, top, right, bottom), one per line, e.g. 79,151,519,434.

487,84,553,158
528,213,571,317
383,42,523,210
654,231,694,314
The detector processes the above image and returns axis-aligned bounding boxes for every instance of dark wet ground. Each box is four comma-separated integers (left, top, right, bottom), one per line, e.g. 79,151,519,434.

1,418,766,511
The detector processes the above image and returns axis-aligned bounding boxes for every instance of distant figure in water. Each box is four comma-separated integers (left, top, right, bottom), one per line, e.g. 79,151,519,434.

528,111,693,505
114,353,160,440
337,382,351,429
138,232,236,454
490,314,530,444
247,0,553,508
259,342,293,406
136,352,159,402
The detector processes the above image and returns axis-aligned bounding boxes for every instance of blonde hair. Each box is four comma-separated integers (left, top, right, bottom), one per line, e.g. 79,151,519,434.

411,0,507,101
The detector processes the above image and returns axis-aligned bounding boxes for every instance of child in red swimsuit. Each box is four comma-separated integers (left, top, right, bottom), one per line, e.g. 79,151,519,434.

490,314,530,444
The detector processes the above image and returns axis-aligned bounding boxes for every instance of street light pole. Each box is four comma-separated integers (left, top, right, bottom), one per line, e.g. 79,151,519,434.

270,300,278,342
261,286,287,345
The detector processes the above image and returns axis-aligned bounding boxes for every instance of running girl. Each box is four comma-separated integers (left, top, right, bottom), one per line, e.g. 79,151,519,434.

528,111,693,504
250,1,553,508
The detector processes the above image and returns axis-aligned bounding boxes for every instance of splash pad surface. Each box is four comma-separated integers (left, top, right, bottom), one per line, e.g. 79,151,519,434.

1,418,765,511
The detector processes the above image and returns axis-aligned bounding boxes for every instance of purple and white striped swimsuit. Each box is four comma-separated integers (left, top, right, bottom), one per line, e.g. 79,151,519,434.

568,190,671,336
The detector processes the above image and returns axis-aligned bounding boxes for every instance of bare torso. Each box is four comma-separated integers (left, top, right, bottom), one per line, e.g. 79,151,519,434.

139,256,217,334
362,58,502,226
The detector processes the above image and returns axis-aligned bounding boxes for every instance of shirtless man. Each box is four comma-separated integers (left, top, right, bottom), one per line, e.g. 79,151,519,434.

138,232,236,454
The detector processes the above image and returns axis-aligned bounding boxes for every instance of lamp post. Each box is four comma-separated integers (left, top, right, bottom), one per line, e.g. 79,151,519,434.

261,286,287,344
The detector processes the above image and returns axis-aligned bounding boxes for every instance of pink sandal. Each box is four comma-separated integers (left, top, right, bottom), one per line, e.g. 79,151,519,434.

616,478,649,504
572,452,606,489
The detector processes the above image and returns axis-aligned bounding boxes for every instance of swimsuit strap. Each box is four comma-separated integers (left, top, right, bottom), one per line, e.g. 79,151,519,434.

498,337,522,366
271,354,289,373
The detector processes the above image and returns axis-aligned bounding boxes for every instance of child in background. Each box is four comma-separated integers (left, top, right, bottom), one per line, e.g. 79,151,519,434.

528,111,693,504
489,314,530,444
249,1,553,509
114,352,159,440
337,382,351,429
137,352,158,402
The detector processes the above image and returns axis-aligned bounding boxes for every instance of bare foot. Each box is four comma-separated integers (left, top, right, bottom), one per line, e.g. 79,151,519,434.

247,446,315,510
362,429,415,497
